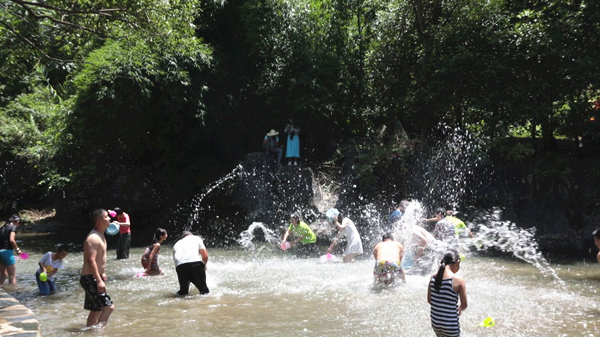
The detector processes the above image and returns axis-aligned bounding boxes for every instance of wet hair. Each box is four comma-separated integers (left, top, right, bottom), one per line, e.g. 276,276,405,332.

91,209,107,224
8,214,21,223
153,228,167,243
593,228,600,239
435,209,445,216
382,233,394,241
113,207,124,215
290,212,301,221
433,250,460,292
57,244,70,253
181,231,193,239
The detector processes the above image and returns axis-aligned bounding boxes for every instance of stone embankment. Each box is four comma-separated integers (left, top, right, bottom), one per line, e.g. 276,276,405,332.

0,289,41,336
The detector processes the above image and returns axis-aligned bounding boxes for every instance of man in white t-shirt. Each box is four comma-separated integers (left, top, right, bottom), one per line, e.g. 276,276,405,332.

173,231,209,296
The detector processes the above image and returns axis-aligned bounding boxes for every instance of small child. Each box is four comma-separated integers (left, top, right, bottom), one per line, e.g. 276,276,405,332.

36,244,69,295
141,228,168,276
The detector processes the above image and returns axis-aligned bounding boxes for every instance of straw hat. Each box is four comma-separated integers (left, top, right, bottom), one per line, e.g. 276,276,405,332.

267,129,279,136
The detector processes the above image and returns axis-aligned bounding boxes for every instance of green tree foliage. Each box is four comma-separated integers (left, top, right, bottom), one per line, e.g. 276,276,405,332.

1,0,600,217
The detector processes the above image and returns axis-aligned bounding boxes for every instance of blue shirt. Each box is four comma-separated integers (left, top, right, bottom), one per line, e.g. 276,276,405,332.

389,210,403,223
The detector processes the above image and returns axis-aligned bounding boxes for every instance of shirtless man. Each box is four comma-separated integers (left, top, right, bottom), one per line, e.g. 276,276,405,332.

411,225,436,260
80,209,114,327
372,233,406,285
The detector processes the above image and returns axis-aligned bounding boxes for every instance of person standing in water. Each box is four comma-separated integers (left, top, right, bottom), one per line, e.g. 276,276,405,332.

429,209,457,243
326,208,363,263
372,233,406,285
389,200,409,224
173,231,209,296
141,228,168,276
444,207,474,239
281,212,317,257
0,214,23,285
427,250,468,337
80,209,114,327
36,244,69,295
113,207,132,259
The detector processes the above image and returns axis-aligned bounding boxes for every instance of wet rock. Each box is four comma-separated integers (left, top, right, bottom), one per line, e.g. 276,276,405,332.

235,152,320,228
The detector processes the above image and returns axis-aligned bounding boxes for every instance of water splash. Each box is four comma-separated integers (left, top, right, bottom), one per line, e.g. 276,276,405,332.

174,164,244,230
311,169,340,213
237,222,281,251
472,218,563,284
412,124,489,212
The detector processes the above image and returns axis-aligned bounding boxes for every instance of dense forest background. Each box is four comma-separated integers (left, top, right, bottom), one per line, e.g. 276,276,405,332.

1,0,599,248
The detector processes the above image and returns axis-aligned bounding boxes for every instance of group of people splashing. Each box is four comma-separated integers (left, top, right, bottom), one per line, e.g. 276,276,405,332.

279,201,471,337
77,209,211,327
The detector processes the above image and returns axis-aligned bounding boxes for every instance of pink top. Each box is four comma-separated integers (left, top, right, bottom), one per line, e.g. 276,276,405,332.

117,213,131,234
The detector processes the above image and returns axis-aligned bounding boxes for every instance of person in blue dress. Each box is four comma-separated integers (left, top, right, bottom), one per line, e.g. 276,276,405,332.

284,119,300,166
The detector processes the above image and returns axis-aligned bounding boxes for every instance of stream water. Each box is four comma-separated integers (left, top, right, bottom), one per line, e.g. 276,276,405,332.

5,235,600,337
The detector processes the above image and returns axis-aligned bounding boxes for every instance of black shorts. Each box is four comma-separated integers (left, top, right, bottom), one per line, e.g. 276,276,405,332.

80,274,113,311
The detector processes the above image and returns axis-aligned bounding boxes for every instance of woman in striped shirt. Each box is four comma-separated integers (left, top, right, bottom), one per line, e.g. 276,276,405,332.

427,250,468,337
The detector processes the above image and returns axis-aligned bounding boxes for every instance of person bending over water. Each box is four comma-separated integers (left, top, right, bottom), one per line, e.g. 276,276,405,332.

372,233,406,285
80,209,114,327
427,250,467,337
141,228,168,276
173,231,209,296
327,208,363,263
36,244,69,295
281,212,317,257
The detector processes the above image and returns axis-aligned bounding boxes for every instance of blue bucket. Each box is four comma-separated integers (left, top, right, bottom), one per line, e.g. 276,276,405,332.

106,222,120,235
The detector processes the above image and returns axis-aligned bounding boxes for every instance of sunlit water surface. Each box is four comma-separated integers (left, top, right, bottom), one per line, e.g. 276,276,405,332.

6,241,600,337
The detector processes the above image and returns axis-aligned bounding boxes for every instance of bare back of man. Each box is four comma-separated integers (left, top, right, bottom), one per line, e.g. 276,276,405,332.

373,235,406,284
373,240,404,262
411,226,435,259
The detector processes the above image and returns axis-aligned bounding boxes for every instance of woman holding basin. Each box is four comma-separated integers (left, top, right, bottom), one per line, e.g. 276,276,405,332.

110,207,132,259
326,208,363,263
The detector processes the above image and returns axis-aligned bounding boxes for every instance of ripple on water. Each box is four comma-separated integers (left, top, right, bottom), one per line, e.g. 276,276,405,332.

7,245,600,336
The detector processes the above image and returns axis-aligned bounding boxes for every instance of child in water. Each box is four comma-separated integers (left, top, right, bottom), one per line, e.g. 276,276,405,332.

427,250,468,337
141,228,168,276
36,244,69,295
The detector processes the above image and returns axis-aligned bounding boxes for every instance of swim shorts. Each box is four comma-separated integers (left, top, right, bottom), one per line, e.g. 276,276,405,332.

0,249,15,266
373,260,405,285
79,274,113,311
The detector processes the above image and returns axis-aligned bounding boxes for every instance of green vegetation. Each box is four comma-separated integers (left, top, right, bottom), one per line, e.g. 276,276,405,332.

1,0,599,216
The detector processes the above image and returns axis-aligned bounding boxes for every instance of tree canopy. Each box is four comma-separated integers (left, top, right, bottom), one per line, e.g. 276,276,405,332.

1,0,599,216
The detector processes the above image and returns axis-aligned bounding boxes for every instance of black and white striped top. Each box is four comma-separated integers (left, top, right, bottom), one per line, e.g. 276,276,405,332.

429,276,460,337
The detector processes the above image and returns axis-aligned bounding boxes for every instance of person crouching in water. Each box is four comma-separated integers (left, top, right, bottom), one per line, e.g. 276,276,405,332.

36,244,69,295
281,213,317,258
372,233,406,286
141,228,168,276
427,250,468,337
